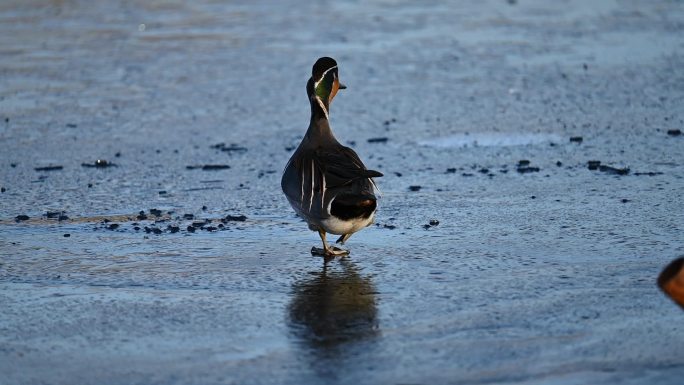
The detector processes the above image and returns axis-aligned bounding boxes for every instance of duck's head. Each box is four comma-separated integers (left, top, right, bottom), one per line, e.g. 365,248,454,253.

307,57,347,119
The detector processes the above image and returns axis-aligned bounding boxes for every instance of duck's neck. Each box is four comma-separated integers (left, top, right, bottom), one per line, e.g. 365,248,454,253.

305,96,338,144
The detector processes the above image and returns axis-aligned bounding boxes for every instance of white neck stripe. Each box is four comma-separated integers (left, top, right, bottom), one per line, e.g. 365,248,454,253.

314,65,337,89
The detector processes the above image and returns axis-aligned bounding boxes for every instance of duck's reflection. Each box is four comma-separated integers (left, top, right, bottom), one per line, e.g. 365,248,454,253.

288,259,379,357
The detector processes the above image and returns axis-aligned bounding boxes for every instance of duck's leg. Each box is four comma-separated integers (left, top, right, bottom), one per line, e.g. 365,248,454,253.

335,233,352,245
312,230,350,257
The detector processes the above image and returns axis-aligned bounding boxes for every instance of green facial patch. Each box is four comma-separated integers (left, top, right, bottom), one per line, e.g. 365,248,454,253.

315,70,335,100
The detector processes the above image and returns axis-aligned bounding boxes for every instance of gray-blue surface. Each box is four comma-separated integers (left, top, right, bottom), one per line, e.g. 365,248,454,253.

1,0,683,384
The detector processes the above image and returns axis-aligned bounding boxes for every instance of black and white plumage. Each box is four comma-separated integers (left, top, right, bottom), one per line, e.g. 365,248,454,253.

281,57,383,257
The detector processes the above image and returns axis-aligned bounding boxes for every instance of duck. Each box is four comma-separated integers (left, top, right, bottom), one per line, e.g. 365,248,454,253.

281,57,383,258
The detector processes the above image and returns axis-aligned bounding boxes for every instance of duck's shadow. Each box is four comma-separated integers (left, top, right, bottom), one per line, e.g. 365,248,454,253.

287,258,379,357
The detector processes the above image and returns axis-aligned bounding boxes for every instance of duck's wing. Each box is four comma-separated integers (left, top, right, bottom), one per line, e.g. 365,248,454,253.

313,146,383,189
284,146,382,213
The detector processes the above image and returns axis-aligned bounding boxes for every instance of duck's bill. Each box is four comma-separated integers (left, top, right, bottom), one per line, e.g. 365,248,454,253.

338,83,347,90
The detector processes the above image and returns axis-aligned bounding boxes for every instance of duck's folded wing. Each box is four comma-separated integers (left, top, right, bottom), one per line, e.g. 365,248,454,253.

313,146,383,188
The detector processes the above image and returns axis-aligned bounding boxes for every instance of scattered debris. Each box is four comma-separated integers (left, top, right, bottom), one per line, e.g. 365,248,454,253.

367,137,389,143
211,143,248,153
186,164,231,170
587,160,601,170
223,214,247,222
517,166,540,173
34,165,63,171
81,159,116,168
598,165,630,175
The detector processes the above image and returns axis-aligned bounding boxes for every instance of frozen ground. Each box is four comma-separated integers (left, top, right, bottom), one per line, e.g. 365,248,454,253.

1,0,684,384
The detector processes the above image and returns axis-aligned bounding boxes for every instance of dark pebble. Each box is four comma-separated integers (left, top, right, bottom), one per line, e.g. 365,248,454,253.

409,185,421,192
186,164,231,170
149,208,162,217
462,173,474,177
634,172,664,176
66,123,77,128
218,224,224,228
518,160,530,166
598,165,630,175
15,215,29,221
34,165,63,171
556,161,563,167
383,224,396,230
63,233,71,238
46,211,63,219
210,143,248,153
81,159,116,168
423,224,432,230
517,166,540,173
224,214,247,222
10,163,17,168
205,226,218,231
58,215,69,221
587,160,601,170
394,172,402,177
429,219,440,226
159,191,167,195
152,228,162,235
667,129,681,136
183,214,194,220
88,183,93,188
107,224,119,230
202,205,207,211
531,196,536,199
137,213,148,220
168,225,180,233
1,187,5,193
187,226,196,233
192,221,206,228
569,136,583,143
115,152,121,157
367,137,389,143
133,226,140,231
446,168,457,174
621,199,630,203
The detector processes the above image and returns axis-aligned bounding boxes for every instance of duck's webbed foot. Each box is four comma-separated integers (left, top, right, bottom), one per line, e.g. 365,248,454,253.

311,230,350,258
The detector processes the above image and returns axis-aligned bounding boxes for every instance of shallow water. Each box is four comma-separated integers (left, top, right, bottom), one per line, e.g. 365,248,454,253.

1,0,684,384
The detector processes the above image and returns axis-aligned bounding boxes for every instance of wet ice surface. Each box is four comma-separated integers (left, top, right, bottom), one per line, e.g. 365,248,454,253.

1,0,684,384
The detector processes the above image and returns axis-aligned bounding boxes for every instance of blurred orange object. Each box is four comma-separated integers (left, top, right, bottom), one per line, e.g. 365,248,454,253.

658,257,684,309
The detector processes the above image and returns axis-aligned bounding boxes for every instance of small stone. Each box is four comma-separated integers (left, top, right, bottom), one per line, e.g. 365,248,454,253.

409,185,421,192
367,137,389,143
587,160,601,170
149,208,162,217
187,226,196,233
429,219,440,226
15,215,29,221
183,214,194,220
518,160,530,167
667,129,681,136
1,187,5,193
621,199,630,203
556,161,563,167
63,233,71,238
107,224,119,230
224,214,247,222
569,136,583,143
